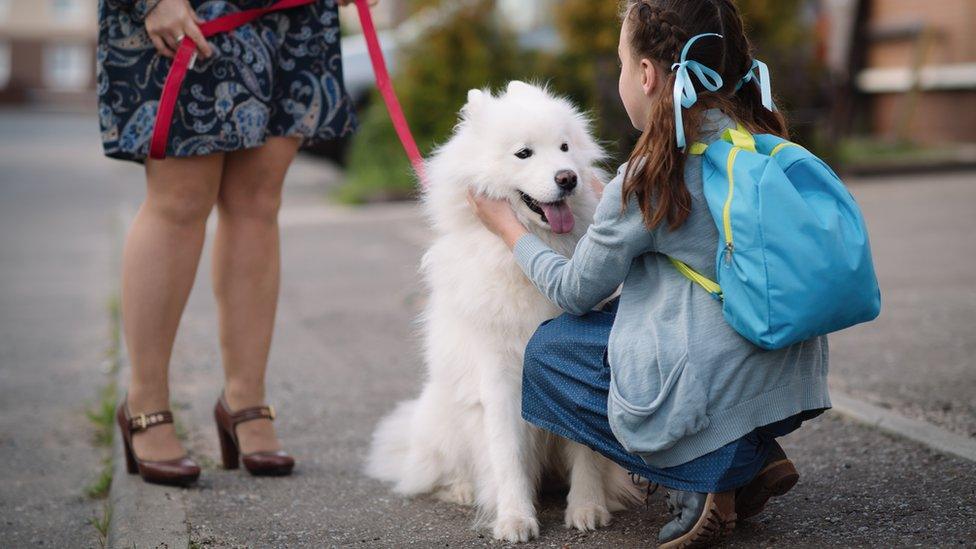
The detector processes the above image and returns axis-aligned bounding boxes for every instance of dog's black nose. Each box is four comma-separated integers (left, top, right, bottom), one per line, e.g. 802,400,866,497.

555,170,578,192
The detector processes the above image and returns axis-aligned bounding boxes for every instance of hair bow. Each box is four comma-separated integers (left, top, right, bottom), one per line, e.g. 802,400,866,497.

671,33,724,150
735,58,774,112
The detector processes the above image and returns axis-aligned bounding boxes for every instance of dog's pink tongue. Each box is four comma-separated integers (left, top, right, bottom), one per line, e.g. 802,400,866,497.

540,201,575,234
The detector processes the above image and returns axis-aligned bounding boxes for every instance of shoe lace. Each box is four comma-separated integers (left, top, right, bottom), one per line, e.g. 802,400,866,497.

664,491,679,518
628,471,660,506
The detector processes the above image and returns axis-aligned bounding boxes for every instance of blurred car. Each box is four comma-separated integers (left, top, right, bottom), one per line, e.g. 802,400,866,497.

305,0,560,163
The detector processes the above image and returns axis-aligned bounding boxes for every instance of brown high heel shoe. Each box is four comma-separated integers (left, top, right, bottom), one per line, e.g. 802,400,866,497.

116,402,201,486
214,394,295,476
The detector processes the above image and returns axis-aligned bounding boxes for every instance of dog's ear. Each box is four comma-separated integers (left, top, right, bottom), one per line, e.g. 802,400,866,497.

506,80,535,95
461,89,487,119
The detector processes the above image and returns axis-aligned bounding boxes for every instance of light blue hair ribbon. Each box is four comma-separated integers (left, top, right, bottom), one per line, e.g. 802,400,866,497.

671,33,725,150
735,58,774,112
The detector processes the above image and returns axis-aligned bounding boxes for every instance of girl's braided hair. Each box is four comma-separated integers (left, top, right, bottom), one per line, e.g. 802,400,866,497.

620,0,788,231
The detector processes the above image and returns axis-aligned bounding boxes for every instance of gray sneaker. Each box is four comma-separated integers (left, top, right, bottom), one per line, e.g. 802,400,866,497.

657,490,736,548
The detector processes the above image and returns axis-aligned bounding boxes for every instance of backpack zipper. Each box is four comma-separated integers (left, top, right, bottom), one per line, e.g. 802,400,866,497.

722,147,740,264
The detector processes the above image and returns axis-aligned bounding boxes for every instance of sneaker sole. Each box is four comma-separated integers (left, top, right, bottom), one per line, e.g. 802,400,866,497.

735,459,799,521
658,491,736,549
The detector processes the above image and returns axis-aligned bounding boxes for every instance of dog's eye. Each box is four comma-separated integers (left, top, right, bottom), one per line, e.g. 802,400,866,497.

560,143,569,152
515,148,533,159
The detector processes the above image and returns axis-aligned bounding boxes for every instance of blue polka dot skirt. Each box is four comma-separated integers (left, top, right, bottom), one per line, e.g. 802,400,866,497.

521,298,823,493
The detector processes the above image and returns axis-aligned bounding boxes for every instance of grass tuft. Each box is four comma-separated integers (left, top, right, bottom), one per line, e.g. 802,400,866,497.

85,457,114,499
88,502,112,548
86,381,119,448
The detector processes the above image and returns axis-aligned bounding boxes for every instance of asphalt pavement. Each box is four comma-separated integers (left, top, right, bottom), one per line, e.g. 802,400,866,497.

0,110,974,548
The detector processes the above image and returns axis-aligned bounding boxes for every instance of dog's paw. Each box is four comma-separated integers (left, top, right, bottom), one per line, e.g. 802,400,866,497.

492,514,539,543
564,502,612,531
436,482,475,506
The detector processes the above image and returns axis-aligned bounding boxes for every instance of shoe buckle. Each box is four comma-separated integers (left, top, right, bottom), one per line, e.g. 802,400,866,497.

267,405,276,420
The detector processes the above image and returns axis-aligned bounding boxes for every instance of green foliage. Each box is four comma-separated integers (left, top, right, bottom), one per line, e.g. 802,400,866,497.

88,502,112,548
339,0,828,201
340,0,533,203
85,460,113,499
87,381,118,448
545,0,634,161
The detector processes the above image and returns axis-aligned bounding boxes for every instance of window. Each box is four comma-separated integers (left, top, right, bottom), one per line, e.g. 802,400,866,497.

50,0,84,22
44,44,90,90
0,42,9,89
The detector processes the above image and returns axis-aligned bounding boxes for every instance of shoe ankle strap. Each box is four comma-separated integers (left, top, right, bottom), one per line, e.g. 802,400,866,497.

230,405,276,427
128,410,174,433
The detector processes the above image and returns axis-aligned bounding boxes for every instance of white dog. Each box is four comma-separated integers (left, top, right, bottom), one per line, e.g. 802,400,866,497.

365,81,641,543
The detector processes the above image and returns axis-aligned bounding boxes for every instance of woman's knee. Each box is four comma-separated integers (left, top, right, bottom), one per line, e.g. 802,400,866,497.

144,156,222,226
216,177,283,222
217,139,296,222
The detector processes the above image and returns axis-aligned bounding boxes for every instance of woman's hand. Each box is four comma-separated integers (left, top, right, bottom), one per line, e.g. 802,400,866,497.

466,189,528,249
337,0,379,6
144,0,213,59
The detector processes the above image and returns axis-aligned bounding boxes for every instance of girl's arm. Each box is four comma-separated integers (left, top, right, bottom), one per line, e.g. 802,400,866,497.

469,174,653,315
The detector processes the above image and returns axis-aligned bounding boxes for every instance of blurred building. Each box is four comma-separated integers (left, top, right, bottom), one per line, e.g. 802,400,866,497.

824,0,976,143
862,0,976,143
0,0,96,107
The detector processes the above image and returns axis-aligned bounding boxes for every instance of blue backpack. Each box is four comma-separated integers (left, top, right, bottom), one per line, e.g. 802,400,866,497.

670,125,881,349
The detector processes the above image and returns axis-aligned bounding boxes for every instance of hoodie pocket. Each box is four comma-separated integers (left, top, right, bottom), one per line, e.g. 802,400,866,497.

608,357,710,454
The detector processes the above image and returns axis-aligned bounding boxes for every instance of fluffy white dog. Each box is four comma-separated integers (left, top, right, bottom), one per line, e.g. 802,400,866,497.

366,81,641,543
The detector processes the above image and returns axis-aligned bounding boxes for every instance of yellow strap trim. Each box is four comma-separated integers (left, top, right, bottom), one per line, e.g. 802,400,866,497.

669,257,723,298
688,142,708,155
770,141,800,157
722,126,756,153
722,147,740,247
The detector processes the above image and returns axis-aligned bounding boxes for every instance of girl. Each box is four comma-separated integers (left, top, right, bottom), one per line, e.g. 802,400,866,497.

467,0,829,546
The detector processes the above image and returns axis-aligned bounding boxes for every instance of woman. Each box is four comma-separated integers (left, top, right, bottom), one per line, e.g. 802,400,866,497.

98,0,372,485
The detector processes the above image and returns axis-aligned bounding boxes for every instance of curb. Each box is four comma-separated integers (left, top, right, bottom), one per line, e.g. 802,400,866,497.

106,305,190,549
106,205,190,549
107,433,190,549
830,391,976,463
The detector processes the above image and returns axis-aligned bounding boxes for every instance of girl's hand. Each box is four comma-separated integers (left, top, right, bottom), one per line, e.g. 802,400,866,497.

466,189,528,249
338,0,379,6
144,0,213,59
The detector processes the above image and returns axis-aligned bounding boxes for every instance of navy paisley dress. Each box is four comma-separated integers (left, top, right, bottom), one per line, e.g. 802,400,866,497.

97,0,357,163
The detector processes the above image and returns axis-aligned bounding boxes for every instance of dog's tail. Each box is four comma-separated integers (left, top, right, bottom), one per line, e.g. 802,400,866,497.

365,398,418,483
365,398,444,495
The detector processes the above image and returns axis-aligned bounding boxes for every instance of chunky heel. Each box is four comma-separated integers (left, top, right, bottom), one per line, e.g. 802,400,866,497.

122,435,139,474
214,393,294,476
116,400,200,486
216,424,240,470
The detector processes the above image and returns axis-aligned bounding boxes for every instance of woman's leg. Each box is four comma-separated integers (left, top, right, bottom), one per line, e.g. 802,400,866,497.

212,136,301,453
123,153,224,461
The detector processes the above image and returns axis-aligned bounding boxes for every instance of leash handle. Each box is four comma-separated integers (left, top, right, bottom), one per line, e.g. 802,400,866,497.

149,0,316,160
353,0,425,184
150,0,426,187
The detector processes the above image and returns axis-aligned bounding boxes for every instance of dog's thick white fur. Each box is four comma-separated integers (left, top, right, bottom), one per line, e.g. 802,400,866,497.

365,81,642,543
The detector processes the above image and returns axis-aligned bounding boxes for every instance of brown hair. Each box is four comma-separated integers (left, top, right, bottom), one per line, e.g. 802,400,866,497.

621,0,788,231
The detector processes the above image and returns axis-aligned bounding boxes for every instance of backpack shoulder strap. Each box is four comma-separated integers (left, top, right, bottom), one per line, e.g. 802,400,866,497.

668,257,723,300
687,123,756,156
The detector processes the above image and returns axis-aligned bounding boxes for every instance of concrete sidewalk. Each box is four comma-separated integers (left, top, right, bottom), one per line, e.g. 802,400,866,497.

130,170,976,547
1,111,974,547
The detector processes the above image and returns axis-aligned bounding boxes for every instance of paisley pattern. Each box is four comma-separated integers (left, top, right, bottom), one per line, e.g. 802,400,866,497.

97,0,357,163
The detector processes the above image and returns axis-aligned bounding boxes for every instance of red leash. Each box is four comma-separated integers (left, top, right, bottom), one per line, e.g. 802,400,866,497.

352,0,425,182
149,0,426,185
